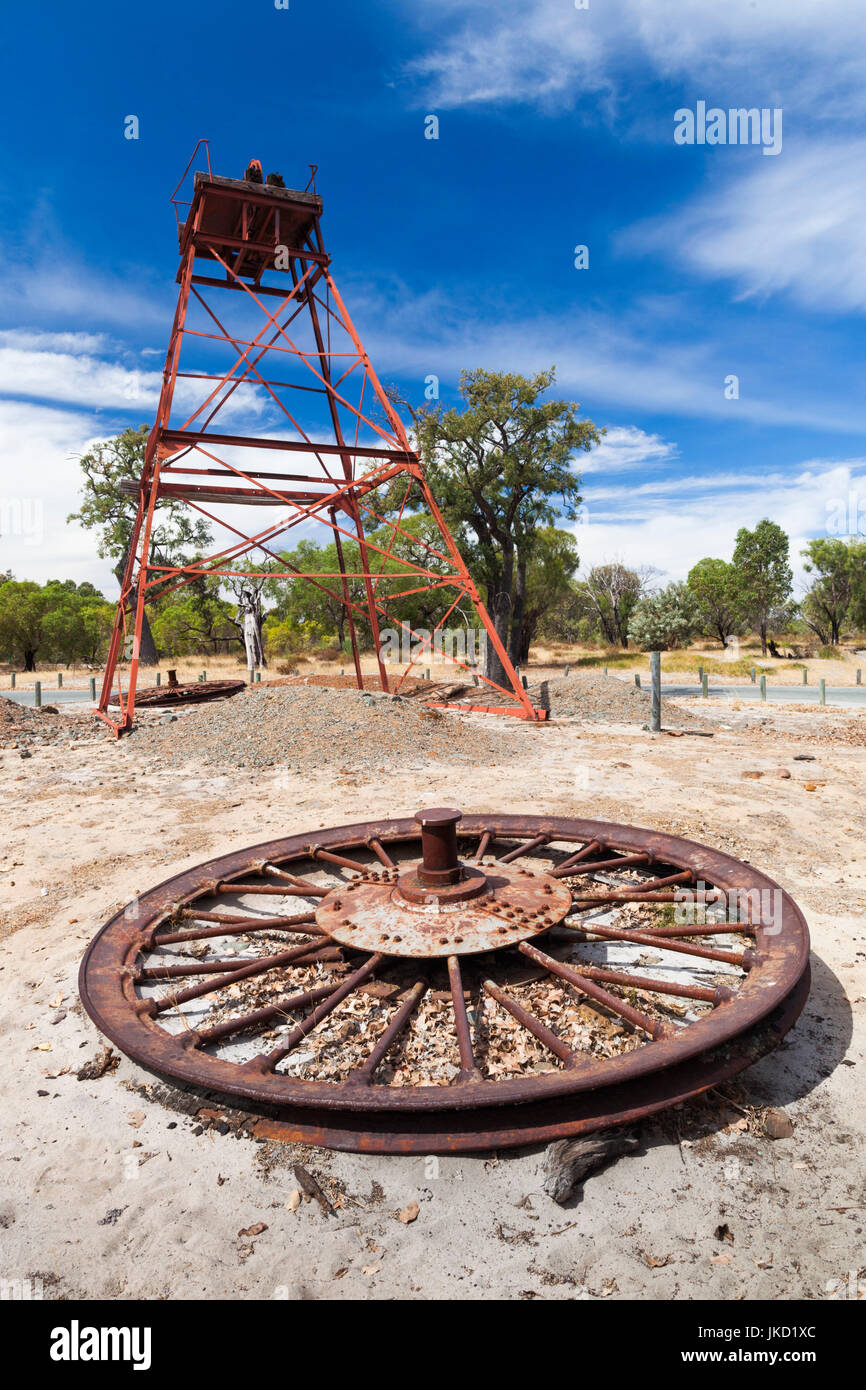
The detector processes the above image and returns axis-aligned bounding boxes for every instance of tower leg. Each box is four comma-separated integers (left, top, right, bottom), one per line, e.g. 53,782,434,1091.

330,507,364,687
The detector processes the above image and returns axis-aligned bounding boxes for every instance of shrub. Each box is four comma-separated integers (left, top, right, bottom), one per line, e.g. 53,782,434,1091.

628,583,698,651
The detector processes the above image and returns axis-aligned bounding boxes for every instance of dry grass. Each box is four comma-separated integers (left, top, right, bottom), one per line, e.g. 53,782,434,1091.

3,633,864,693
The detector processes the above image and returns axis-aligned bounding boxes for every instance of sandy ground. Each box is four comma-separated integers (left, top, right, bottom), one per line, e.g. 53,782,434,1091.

0,695,864,1302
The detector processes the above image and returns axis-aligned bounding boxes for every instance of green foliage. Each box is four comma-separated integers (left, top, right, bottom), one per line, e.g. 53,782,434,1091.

265,517,465,656
731,520,793,655
397,368,601,674
687,557,744,646
579,564,646,647
801,537,866,646
628,582,698,651
67,424,211,574
0,578,113,670
517,527,580,661
148,577,238,658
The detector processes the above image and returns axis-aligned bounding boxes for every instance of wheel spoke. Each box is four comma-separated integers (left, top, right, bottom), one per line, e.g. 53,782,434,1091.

154,911,320,945
473,830,494,861
261,863,333,893
572,869,693,902
309,846,367,873
192,979,338,1048
519,941,668,1038
252,953,384,1071
215,880,329,898
558,921,753,968
550,840,602,876
482,978,579,1067
149,937,329,1016
498,833,551,863
347,980,427,1085
448,954,482,1081
137,944,340,981
366,837,396,868
560,852,652,876
562,962,731,1006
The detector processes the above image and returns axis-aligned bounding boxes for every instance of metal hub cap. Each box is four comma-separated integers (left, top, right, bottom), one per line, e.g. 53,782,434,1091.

79,809,811,1153
318,810,572,957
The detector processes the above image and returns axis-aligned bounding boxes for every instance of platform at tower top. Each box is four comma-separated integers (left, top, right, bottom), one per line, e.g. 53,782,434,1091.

178,171,324,277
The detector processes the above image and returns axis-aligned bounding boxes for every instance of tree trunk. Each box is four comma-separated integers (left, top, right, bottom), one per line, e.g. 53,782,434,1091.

484,547,513,688
115,550,158,665
519,617,533,665
131,587,158,665
760,619,768,656
24,649,36,672
508,552,527,667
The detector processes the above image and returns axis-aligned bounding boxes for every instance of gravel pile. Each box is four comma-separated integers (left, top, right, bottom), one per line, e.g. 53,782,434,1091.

130,684,521,771
529,669,710,728
0,696,105,752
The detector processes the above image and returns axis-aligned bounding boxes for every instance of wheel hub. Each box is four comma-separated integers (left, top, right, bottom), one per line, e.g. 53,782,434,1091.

317,807,572,957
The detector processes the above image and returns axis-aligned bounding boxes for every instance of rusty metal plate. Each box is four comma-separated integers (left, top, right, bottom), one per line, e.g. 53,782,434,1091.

108,679,245,708
316,861,572,957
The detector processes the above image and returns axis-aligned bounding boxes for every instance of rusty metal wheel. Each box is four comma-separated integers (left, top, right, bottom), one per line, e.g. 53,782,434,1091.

79,810,810,1152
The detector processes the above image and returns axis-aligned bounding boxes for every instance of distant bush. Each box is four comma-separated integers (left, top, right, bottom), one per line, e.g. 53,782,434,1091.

628,583,698,652
816,644,844,660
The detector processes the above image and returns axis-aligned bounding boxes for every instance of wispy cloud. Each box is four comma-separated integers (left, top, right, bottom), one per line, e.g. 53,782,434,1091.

576,458,866,584
0,338,267,421
403,0,866,117
622,141,866,314
350,281,866,434
0,400,116,588
582,425,677,474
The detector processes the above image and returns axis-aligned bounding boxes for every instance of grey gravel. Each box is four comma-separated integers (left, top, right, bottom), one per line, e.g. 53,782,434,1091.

130,684,522,771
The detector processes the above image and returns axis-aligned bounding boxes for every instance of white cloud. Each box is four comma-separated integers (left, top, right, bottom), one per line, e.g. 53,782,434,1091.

0,340,267,421
575,458,866,586
623,141,866,314
0,400,118,589
353,287,866,433
0,329,110,354
582,425,677,473
0,247,171,334
404,0,866,116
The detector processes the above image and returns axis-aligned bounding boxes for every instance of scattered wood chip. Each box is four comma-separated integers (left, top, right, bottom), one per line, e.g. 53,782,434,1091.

292,1162,335,1215
399,1201,420,1225
76,1045,118,1081
127,1110,146,1129
285,1190,301,1213
763,1107,795,1139
715,1223,734,1244
542,1128,640,1205
238,1222,268,1238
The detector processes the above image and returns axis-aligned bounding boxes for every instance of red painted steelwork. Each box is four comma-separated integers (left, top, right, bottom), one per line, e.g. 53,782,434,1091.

97,147,539,735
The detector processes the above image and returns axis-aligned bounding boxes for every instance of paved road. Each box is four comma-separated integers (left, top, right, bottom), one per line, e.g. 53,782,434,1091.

2,689,95,708
662,683,866,709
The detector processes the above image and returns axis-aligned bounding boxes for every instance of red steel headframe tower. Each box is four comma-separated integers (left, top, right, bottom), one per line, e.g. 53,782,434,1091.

97,143,542,734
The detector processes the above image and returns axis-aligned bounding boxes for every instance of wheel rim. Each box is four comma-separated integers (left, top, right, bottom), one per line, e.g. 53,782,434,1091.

79,811,810,1145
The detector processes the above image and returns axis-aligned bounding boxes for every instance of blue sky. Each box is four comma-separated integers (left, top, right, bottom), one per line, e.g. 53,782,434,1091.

2,0,865,597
